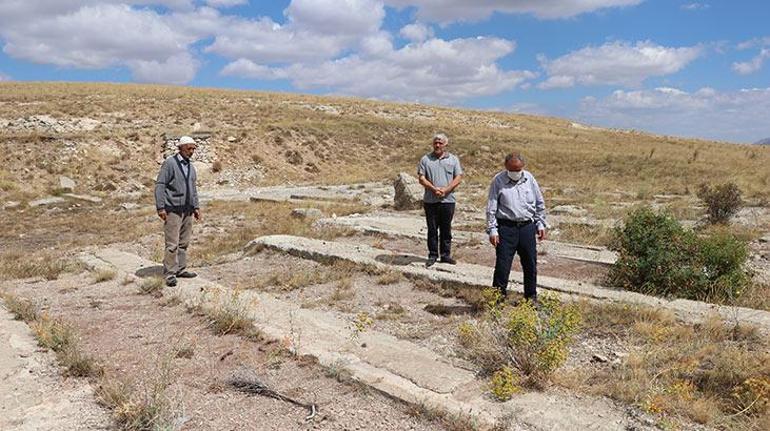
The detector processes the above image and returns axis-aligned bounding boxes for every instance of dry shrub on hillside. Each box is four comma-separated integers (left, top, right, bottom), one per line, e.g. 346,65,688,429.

0,252,72,281
697,182,743,224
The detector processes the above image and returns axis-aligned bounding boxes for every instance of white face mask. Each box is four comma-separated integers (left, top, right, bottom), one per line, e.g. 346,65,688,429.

507,170,523,182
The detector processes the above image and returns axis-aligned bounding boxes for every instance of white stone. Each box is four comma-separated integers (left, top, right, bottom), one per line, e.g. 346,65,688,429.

393,173,423,211
59,176,76,193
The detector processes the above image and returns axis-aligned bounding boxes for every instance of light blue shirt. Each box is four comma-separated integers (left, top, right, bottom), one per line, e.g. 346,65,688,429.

486,170,546,236
176,154,190,177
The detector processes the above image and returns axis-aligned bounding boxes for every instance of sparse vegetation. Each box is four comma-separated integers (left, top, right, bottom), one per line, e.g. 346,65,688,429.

139,277,165,296
457,291,581,389
201,289,264,340
608,206,750,302
93,268,117,283
0,252,72,281
1,291,40,322
32,313,102,377
560,302,770,428
697,182,743,224
96,359,179,431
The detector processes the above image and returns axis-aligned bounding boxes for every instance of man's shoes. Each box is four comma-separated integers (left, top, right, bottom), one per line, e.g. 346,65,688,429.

440,257,457,265
176,271,197,278
425,257,437,268
165,276,177,287
495,290,508,305
525,296,539,308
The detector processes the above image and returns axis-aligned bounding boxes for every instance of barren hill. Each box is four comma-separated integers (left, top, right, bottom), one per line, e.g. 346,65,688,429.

1,82,768,205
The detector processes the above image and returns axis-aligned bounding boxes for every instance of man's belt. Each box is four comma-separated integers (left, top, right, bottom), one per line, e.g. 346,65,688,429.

497,218,533,227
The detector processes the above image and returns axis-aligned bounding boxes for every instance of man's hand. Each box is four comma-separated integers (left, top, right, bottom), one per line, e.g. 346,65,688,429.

489,235,499,247
193,208,202,221
157,209,167,221
433,187,445,198
537,229,546,242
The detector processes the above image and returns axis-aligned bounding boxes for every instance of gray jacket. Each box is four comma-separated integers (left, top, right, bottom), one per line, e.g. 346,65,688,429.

154,154,199,213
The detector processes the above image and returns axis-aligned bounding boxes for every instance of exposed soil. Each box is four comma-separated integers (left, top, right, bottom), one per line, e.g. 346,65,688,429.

2,272,449,431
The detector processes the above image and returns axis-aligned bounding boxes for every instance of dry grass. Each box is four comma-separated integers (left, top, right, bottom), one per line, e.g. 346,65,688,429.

376,269,405,285
200,289,264,340
92,268,117,283
0,252,73,281
1,291,40,322
32,313,102,378
248,260,359,292
139,277,164,296
558,301,770,429
96,358,180,431
194,200,361,264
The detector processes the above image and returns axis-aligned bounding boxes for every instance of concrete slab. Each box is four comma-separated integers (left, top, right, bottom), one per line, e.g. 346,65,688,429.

199,182,394,207
80,248,656,430
249,235,770,333
316,212,618,265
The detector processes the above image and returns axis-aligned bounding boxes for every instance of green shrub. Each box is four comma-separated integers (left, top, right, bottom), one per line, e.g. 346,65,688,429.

608,207,749,301
697,182,743,224
457,291,581,389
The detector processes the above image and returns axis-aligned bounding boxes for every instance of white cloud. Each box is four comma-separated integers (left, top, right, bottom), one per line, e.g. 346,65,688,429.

129,52,199,84
0,2,200,84
732,48,770,75
384,0,644,22
681,2,709,10
223,36,535,104
205,0,385,64
400,22,433,42
206,0,248,8
579,86,770,143
539,40,703,89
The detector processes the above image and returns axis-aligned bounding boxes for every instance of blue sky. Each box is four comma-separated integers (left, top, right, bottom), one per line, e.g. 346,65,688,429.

0,1,768,143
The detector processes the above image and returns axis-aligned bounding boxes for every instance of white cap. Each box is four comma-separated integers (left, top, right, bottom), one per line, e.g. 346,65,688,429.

177,136,195,147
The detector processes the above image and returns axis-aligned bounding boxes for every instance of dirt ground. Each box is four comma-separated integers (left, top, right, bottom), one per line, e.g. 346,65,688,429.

2,272,452,431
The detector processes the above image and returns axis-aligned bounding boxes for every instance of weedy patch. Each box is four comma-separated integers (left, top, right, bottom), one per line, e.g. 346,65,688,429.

0,252,72,281
92,268,117,283
457,290,581,391
561,301,770,428
203,288,264,340
1,291,40,322
96,358,180,431
139,277,164,296
31,313,102,378
376,270,404,285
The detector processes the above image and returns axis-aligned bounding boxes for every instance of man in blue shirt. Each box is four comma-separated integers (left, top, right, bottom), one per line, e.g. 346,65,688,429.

486,152,546,302
417,133,463,267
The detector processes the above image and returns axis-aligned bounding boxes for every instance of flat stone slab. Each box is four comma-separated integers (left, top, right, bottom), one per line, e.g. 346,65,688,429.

28,196,65,207
63,193,102,203
199,182,394,207
317,213,618,265
250,235,770,333
80,248,656,430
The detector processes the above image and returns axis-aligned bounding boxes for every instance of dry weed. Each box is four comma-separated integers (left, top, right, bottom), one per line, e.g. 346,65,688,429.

1,291,40,322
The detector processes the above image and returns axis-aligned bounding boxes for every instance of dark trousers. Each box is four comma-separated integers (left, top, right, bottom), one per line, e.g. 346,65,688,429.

424,202,455,260
492,221,538,299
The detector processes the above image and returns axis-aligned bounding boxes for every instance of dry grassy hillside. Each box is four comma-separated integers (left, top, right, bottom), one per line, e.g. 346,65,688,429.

1,82,768,206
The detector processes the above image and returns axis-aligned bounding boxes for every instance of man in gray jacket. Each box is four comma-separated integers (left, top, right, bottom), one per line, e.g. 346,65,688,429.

155,136,201,287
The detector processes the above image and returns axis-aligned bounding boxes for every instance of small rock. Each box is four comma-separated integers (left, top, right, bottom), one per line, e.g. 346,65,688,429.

592,353,609,363
479,145,491,152
291,208,323,219
227,136,237,142
120,202,140,211
759,234,770,243
2,201,20,210
59,176,76,193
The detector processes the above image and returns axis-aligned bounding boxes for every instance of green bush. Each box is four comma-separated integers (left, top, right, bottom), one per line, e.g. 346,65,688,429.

697,182,743,224
608,207,749,301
